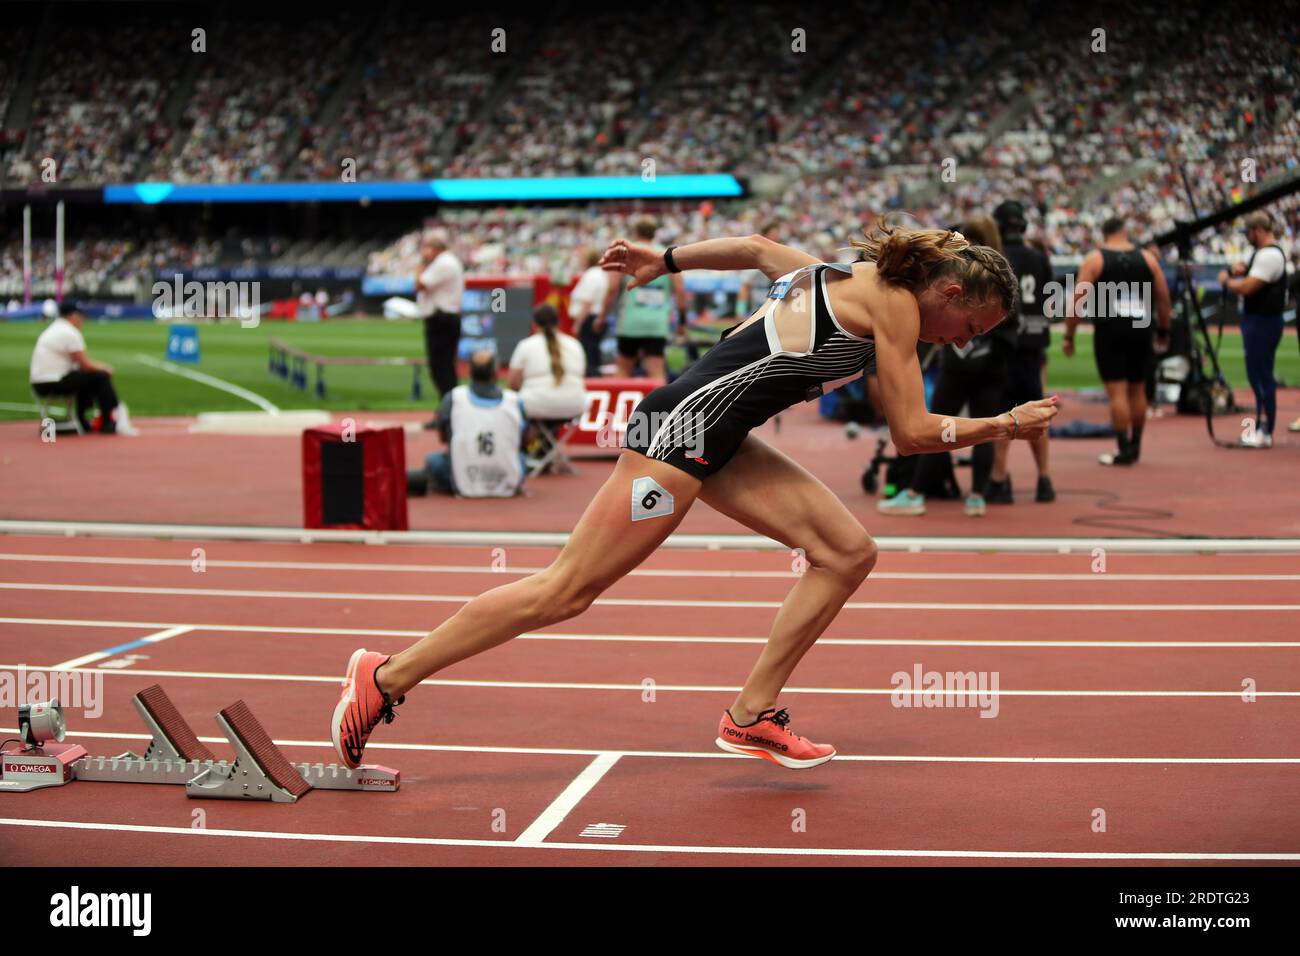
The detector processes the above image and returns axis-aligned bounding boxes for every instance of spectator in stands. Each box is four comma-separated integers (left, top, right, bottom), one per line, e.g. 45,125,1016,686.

567,249,611,376
603,217,687,384
407,349,527,498
29,302,121,434
415,228,466,429
1219,212,1289,447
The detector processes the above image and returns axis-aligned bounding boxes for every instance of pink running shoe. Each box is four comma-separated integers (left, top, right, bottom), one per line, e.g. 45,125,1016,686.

715,707,835,769
332,648,404,769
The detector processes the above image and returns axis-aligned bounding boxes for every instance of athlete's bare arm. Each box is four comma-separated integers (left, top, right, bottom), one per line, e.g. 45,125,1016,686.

868,291,1052,454
1064,250,1102,356
599,234,818,287
671,272,688,314
1142,250,1172,331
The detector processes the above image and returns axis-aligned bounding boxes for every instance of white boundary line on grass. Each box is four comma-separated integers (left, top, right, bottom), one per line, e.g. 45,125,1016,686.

3,552,1300,582
3,520,1300,554
133,354,280,413
5,615,1300,647
2,819,1296,861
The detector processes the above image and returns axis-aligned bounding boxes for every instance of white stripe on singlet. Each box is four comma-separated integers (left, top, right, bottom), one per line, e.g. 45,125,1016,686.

644,265,876,459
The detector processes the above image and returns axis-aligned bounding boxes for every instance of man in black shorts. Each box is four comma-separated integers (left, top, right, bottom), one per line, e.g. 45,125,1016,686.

986,201,1057,503
1064,217,1171,465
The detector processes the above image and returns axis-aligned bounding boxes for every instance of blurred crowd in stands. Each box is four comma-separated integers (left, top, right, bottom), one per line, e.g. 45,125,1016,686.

1,0,1296,291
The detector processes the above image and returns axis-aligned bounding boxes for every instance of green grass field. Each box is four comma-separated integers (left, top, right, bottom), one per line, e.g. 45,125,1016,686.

3,318,1297,421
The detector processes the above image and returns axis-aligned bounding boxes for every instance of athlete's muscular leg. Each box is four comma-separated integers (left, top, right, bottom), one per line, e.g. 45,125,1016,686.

1103,380,1132,433
699,436,877,722
641,354,667,385
1126,382,1147,428
378,452,700,698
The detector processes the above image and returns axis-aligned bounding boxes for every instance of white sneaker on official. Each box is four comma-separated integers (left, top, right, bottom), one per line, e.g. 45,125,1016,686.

114,402,140,436
1240,431,1272,448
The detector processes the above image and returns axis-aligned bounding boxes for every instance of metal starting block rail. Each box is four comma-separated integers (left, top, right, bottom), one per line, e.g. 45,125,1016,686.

0,684,398,802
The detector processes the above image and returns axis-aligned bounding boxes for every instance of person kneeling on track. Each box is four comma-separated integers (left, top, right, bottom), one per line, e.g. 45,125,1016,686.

407,349,528,498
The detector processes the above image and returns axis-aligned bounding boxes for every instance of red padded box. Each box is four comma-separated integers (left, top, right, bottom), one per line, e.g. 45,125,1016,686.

302,423,408,531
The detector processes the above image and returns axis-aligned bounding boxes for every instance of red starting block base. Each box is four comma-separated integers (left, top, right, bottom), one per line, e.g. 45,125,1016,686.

0,741,88,792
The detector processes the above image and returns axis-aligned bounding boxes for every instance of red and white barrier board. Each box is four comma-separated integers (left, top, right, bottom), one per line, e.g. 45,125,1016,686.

569,377,659,447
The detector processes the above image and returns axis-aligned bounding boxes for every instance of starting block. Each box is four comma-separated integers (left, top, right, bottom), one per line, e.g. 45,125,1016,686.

1,684,398,802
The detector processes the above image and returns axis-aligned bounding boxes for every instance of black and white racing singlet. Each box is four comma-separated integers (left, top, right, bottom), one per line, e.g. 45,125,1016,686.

624,262,877,479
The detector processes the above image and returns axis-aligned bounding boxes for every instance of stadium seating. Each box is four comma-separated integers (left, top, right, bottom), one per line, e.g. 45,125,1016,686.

0,0,1296,295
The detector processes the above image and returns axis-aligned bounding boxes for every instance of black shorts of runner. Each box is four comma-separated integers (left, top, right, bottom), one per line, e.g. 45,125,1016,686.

1006,348,1045,405
616,335,666,359
623,373,751,481
1093,322,1153,384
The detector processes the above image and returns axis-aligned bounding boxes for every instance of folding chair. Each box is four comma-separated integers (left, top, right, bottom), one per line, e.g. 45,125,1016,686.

526,419,579,477
31,387,84,435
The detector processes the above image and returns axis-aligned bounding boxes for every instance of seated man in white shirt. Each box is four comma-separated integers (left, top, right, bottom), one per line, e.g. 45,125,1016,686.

29,302,121,434
407,350,528,498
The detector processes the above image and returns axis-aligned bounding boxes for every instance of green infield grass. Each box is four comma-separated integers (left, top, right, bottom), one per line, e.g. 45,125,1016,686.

2,318,1296,421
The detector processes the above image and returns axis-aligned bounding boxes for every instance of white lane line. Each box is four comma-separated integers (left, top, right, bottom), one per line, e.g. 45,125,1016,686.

515,753,622,845
3,616,1299,648
3,581,1296,612
13,728,1296,764
3,552,1299,582
5,520,1300,554
3,819,1297,861
4,664,1297,697
50,625,194,670
133,354,280,413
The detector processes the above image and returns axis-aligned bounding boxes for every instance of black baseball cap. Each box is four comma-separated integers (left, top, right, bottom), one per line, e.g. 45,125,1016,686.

992,201,1027,235
58,300,83,317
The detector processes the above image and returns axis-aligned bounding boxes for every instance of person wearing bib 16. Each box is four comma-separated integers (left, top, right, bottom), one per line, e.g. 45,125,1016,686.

331,223,1058,772
604,217,688,383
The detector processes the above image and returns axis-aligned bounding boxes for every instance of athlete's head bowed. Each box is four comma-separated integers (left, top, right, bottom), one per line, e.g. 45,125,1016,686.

853,220,1018,349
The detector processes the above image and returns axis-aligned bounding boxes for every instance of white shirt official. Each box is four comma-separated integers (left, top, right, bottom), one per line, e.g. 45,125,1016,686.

568,266,609,321
1247,246,1286,284
417,250,466,317
30,317,86,384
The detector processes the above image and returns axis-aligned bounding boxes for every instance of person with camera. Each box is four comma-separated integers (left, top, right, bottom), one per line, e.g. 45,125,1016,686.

1218,212,1288,447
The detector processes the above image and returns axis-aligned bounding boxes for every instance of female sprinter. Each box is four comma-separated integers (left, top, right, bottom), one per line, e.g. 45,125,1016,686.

332,224,1059,770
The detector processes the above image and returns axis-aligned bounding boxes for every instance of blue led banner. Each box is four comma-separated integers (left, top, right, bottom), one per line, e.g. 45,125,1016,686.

103,175,744,204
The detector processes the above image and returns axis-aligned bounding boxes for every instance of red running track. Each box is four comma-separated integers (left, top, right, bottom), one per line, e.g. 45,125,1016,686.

0,534,1297,866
